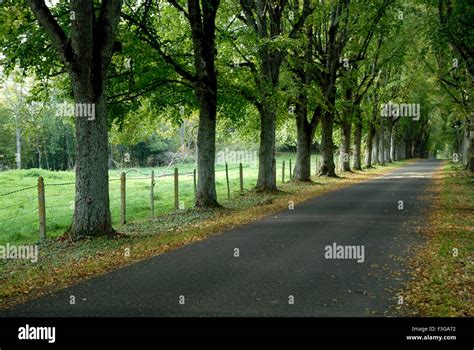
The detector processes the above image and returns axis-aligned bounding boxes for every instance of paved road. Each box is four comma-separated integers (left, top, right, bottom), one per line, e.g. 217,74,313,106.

2,160,441,317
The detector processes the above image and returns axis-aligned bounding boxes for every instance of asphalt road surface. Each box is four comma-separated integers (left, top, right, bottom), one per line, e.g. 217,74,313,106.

2,159,441,317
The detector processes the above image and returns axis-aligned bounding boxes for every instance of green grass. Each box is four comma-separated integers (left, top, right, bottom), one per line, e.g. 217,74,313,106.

0,153,327,245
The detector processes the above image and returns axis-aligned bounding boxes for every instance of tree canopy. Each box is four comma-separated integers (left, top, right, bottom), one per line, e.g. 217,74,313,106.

0,0,472,237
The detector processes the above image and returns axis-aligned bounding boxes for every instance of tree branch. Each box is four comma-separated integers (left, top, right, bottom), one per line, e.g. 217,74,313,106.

27,0,71,66
97,0,123,70
167,0,190,19
121,11,197,82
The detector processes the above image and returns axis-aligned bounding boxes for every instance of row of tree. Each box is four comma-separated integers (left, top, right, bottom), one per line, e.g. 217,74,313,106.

0,0,472,238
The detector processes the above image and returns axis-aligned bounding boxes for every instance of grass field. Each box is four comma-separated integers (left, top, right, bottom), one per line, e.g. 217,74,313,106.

0,153,329,245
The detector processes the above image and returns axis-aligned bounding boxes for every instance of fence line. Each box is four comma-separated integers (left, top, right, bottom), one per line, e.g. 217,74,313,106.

0,185,38,197
1,155,335,242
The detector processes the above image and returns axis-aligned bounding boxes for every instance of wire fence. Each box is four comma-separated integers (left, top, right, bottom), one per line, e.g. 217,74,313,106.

0,155,334,244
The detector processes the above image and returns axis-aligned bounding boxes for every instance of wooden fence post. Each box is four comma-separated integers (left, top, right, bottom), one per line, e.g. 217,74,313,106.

289,158,292,180
273,158,276,184
174,167,179,210
120,172,126,225
282,160,285,183
38,176,46,240
239,163,244,194
150,170,155,218
225,162,230,199
193,168,197,199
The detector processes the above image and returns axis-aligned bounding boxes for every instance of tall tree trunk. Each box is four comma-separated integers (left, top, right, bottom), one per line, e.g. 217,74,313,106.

15,118,21,169
188,0,220,206
71,95,114,237
366,123,375,168
320,110,337,176
37,146,42,169
320,85,337,177
294,128,312,181
316,1,341,178
379,120,386,165
195,86,218,206
468,113,474,173
389,122,395,163
374,129,380,165
406,138,411,159
399,140,405,160
255,50,281,190
293,22,317,182
340,119,352,172
294,103,315,181
340,87,353,172
44,145,50,170
462,115,470,168
353,111,363,170
389,124,397,163
254,0,283,192
256,104,277,190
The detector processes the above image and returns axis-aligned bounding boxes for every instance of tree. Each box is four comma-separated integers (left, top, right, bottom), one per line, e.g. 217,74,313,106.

122,0,221,207
436,0,474,172
235,0,312,190
285,11,321,181
310,0,350,177
238,0,283,190
27,0,123,238
187,0,221,206
334,0,393,172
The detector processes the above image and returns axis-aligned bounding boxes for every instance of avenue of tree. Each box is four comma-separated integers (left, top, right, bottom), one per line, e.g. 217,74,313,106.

0,0,472,238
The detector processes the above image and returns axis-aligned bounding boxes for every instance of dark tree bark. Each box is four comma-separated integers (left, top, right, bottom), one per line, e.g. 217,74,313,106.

340,118,352,172
374,128,380,165
254,0,283,192
353,110,363,170
188,0,220,207
320,103,337,176
28,0,122,238
292,24,320,181
294,125,312,181
256,102,277,191
195,87,218,206
318,56,338,178
293,102,318,181
339,87,353,172
468,113,474,172
366,122,375,168
379,119,386,165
